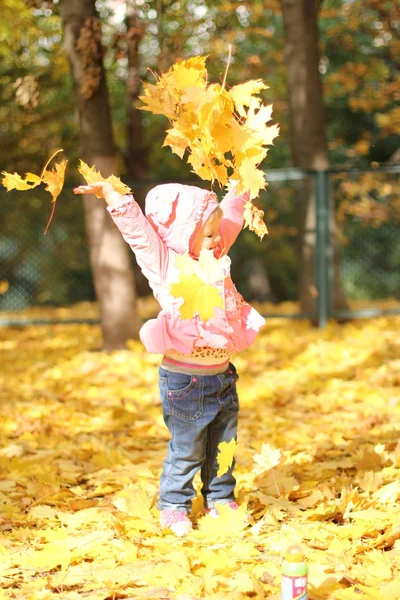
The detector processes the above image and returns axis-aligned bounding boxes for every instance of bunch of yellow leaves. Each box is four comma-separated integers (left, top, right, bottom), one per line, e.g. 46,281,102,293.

1,149,67,234
140,55,279,239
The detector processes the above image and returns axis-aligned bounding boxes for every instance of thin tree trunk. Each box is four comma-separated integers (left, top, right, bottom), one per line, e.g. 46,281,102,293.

60,0,141,349
126,0,146,182
281,0,348,316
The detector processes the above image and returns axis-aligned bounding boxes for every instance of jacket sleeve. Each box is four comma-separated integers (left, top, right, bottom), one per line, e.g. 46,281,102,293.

107,196,169,291
218,188,249,252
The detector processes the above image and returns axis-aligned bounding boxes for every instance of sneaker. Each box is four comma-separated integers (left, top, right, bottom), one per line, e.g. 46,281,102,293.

204,501,239,519
160,509,193,536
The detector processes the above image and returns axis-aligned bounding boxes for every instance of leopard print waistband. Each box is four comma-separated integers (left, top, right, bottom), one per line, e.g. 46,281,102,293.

165,347,230,366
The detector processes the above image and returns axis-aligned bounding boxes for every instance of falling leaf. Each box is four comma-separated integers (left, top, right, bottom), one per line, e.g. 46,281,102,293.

217,438,237,477
1,171,41,191
78,160,131,197
169,250,226,321
42,157,68,234
1,149,67,234
42,161,67,203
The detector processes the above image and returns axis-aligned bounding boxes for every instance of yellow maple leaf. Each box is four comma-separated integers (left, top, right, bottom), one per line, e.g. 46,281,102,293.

243,201,269,240
163,128,188,159
197,548,232,572
231,570,256,594
140,56,207,119
238,157,267,200
217,438,237,477
139,82,177,117
196,503,249,538
169,250,226,322
230,79,267,117
29,540,71,573
245,100,273,131
112,483,153,520
42,158,68,234
1,171,41,191
162,55,208,92
252,443,281,475
42,160,67,203
78,160,131,197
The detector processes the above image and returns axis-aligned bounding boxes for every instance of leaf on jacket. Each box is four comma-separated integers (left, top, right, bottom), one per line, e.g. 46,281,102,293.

169,250,226,322
78,160,131,197
1,149,67,234
139,55,279,233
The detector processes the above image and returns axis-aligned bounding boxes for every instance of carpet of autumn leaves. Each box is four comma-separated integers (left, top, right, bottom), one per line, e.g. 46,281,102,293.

0,304,400,600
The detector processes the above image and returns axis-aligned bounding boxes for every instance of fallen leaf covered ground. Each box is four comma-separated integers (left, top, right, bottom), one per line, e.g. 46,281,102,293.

0,304,399,600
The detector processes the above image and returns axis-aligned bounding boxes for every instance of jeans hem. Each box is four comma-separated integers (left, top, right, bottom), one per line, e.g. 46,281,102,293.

203,497,236,509
157,502,191,513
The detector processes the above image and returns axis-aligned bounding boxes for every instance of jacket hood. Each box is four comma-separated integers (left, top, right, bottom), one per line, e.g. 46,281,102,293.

145,183,220,255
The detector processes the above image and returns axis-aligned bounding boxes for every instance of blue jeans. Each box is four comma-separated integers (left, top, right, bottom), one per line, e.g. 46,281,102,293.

157,363,239,512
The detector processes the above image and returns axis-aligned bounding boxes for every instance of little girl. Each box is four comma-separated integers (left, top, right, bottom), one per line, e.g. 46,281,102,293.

74,181,265,536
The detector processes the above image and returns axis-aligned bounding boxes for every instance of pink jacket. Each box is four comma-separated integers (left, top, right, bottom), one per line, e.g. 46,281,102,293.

108,183,265,355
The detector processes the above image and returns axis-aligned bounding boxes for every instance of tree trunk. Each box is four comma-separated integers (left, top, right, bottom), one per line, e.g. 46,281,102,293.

126,0,146,182
60,0,141,349
281,0,348,316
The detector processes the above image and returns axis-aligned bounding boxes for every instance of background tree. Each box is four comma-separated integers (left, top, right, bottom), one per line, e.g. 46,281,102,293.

125,0,146,181
59,0,140,349
280,0,348,315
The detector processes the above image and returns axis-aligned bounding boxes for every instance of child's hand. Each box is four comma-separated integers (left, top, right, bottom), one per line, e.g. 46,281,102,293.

73,181,125,208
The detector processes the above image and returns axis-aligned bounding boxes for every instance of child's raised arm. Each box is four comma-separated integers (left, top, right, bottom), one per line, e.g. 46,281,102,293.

74,182,170,290
218,187,249,251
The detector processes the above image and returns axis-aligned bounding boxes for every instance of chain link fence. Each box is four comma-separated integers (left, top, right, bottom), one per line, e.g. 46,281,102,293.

333,169,400,313
0,168,399,326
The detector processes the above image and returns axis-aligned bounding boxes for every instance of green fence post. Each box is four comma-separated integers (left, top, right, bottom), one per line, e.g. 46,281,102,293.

315,170,329,328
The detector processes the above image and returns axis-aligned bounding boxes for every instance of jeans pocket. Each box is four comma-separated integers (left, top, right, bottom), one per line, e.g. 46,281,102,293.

218,364,239,408
166,373,204,421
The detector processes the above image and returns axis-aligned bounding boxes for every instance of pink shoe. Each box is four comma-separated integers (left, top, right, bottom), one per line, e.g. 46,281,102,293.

160,509,193,536
205,501,239,519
